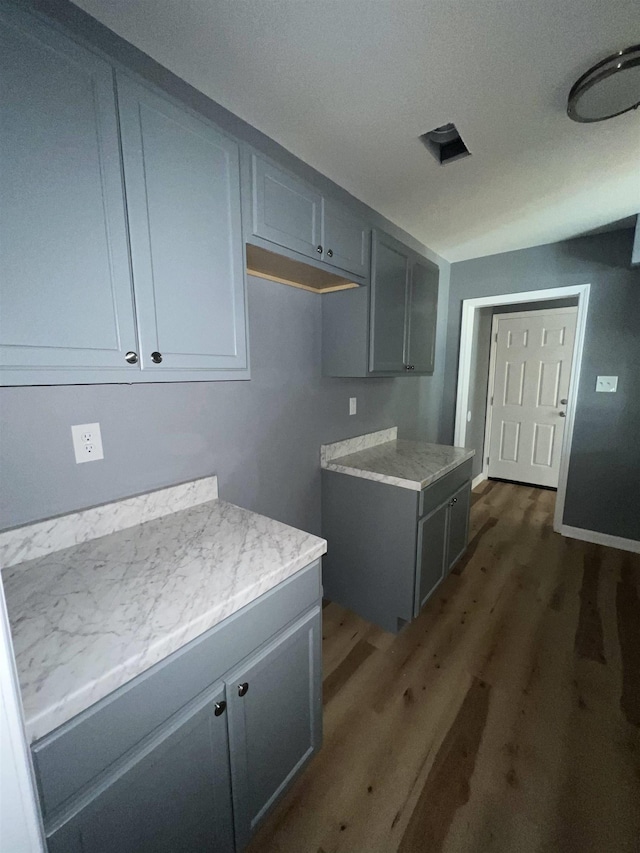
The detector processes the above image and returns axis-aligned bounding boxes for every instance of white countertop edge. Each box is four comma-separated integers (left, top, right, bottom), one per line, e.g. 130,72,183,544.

24,538,327,743
322,449,476,491
0,476,219,570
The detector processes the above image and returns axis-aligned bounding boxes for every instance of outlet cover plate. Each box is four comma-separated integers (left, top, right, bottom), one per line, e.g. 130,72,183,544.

71,422,104,463
595,376,618,393
349,397,357,416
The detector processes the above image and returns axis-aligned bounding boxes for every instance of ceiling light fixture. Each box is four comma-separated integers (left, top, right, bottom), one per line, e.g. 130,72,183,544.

567,44,640,122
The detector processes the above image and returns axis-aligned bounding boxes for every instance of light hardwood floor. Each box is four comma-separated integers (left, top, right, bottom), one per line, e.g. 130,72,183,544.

247,481,640,853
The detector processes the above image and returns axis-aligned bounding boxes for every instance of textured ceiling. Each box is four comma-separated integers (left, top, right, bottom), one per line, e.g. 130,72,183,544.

71,0,640,261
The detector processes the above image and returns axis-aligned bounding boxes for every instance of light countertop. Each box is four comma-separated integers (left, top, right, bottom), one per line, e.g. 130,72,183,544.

321,428,474,491
2,479,326,742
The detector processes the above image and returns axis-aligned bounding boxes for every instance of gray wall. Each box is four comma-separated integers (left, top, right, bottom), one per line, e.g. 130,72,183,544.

444,228,640,541
466,298,579,479
0,277,442,533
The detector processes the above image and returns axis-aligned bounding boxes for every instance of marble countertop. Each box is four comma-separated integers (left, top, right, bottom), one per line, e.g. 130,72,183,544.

321,429,474,491
2,482,326,743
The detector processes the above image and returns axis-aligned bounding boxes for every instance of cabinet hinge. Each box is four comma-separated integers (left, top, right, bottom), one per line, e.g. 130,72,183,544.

486,456,490,465
490,396,494,406
494,332,498,343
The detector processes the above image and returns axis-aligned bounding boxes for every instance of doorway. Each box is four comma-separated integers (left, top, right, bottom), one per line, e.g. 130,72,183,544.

485,306,578,488
453,285,590,534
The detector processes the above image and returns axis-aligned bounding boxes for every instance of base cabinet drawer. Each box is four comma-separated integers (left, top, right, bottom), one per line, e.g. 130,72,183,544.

47,683,234,853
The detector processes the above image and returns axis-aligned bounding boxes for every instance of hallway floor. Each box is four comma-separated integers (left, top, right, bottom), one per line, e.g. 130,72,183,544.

247,481,640,853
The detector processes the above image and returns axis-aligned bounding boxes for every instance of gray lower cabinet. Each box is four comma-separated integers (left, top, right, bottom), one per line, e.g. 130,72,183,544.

322,461,471,632
34,562,322,853
322,229,439,377
250,154,370,279
226,609,321,850
47,684,234,853
0,5,248,385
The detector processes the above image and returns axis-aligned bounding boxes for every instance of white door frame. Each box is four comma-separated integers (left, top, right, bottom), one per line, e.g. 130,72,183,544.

453,284,590,535
482,306,578,490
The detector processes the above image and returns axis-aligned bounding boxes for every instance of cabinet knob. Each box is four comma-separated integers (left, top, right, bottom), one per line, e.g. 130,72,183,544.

316,245,323,254
214,701,226,716
405,364,415,371
327,249,333,258
452,497,458,504
238,682,249,697
151,351,163,364
125,351,138,364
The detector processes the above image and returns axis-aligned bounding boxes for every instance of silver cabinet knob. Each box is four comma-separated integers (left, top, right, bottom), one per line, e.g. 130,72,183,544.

405,364,415,371
559,411,566,417
238,682,249,697
151,351,163,364
125,351,138,364
327,249,333,258
214,701,226,716
316,245,323,254
560,398,568,405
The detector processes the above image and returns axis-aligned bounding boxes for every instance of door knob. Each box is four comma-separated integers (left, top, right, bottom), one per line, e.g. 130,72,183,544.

559,411,566,417
214,701,226,716
238,682,249,697
560,398,568,405
125,351,138,364
151,351,163,364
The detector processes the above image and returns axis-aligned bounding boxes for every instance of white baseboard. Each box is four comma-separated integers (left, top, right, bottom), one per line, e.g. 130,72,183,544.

558,524,640,554
472,472,488,490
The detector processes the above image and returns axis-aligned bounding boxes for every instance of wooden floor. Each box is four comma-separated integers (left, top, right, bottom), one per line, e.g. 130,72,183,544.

247,481,640,853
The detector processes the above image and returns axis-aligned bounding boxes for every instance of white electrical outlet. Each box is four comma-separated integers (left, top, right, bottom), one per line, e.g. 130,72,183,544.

595,376,618,393
71,422,104,463
349,397,357,416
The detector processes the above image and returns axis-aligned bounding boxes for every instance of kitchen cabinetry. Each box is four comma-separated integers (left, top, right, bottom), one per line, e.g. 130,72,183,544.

0,6,248,385
34,562,322,853
322,461,471,633
250,154,370,279
322,229,439,377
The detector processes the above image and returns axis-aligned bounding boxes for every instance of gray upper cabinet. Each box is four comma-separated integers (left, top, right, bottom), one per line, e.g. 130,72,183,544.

251,155,322,260
322,199,369,277
323,228,438,377
369,230,411,372
250,154,370,279
117,74,247,375
47,683,234,853
0,8,137,381
226,608,321,850
405,259,438,374
1,7,248,385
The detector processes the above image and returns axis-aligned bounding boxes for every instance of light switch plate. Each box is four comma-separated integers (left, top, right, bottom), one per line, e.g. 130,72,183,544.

595,376,618,393
349,397,357,416
71,422,104,463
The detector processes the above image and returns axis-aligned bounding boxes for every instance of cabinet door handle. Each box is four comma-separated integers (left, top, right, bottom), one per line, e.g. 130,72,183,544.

316,245,323,254
327,249,333,258
151,351,163,364
214,701,226,716
125,351,138,364
238,682,249,697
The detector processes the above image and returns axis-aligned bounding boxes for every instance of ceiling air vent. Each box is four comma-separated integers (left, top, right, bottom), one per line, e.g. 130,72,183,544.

420,122,471,165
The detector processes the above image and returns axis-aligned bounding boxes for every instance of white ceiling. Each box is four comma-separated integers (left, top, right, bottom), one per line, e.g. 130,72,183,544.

72,0,640,262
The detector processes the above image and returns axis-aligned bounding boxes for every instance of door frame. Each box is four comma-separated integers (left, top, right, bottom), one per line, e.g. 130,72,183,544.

453,284,590,534
482,306,578,491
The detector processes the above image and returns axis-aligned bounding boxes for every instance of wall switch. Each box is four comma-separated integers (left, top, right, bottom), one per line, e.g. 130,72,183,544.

349,397,357,416
595,376,618,393
72,422,104,463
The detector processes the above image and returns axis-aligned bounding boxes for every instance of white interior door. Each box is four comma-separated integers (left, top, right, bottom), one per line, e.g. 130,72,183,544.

487,308,577,488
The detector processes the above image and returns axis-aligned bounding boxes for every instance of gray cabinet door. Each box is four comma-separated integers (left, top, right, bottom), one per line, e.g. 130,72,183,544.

252,155,322,260
446,482,471,572
405,259,438,373
414,500,448,617
0,8,137,381
47,683,234,853
117,73,247,374
369,230,410,373
322,200,370,277
226,607,322,850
